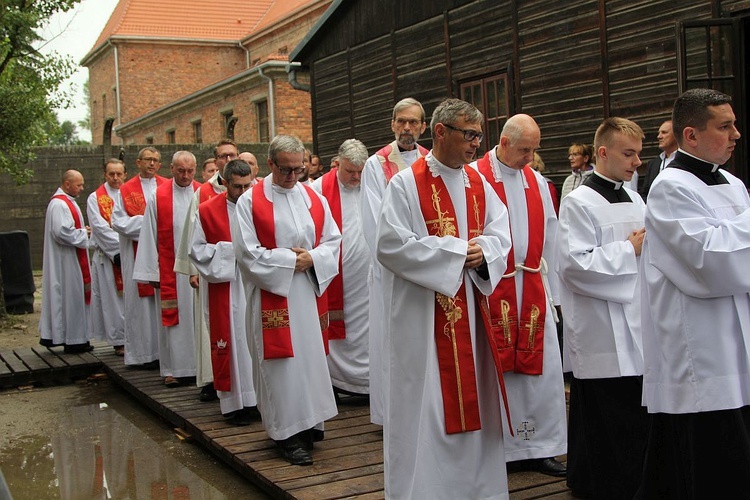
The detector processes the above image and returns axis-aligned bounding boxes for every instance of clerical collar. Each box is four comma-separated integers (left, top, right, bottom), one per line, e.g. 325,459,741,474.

667,150,728,186
583,171,632,203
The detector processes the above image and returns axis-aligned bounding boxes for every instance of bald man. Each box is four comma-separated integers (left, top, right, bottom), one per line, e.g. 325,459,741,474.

40,170,93,353
238,152,259,183
471,114,567,477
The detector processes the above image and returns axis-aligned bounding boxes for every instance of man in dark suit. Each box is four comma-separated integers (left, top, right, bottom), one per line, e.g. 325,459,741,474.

639,119,677,201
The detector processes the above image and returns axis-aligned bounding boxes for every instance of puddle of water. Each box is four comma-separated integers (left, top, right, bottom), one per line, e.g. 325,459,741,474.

0,382,269,500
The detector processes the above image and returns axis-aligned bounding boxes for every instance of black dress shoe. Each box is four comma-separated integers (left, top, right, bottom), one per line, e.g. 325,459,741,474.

64,342,94,354
199,383,218,402
280,445,313,465
535,457,567,477
276,434,313,465
229,408,254,426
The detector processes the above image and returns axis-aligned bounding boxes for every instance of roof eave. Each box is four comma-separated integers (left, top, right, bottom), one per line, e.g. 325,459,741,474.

289,0,344,63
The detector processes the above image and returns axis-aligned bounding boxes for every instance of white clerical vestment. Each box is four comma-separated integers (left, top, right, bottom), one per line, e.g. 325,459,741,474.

377,154,512,500
112,176,162,365
642,163,750,414
40,188,90,346
190,199,257,415
471,153,567,462
312,175,370,393
133,181,197,378
232,180,340,441
175,172,225,387
557,181,645,378
86,184,124,347
361,144,424,424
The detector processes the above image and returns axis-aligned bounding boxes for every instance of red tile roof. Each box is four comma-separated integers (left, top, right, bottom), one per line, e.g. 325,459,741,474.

85,0,314,61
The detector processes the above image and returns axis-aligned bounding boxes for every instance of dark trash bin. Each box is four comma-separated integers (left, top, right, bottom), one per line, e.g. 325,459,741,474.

0,231,36,314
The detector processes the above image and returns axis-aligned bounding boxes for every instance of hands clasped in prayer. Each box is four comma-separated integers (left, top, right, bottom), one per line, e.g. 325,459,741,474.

464,240,485,269
293,247,313,272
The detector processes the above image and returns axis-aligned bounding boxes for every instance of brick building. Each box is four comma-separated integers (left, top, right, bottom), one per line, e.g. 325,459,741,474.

81,0,330,147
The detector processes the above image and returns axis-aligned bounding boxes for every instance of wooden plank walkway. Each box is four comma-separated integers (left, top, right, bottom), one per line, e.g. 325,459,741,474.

0,345,102,388
94,345,575,499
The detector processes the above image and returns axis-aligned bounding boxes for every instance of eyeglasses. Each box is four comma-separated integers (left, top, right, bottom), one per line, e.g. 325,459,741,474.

216,153,238,161
443,123,484,142
568,153,582,157
139,157,160,163
273,163,305,176
394,118,422,127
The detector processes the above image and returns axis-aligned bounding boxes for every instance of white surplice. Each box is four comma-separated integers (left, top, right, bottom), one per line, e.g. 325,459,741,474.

190,199,257,415
557,182,645,378
360,145,423,424
312,176,371,394
39,188,90,346
112,176,162,365
174,173,225,387
232,180,340,441
86,184,125,347
471,152,567,462
377,154,512,500
133,181,196,378
642,164,750,414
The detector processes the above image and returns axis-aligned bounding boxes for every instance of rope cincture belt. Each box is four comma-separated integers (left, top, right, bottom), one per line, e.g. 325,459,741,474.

501,257,559,323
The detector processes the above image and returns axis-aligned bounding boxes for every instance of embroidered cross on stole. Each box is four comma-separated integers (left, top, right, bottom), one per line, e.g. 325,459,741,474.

412,157,512,435
477,152,547,375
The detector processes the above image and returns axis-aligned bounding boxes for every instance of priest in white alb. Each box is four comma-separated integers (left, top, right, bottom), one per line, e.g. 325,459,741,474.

133,151,199,386
174,139,236,402
471,114,568,477
233,135,340,466
190,158,258,425
112,147,167,367
313,138,371,396
86,158,126,356
360,97,429,425
377,98,512,499
39,170,92,353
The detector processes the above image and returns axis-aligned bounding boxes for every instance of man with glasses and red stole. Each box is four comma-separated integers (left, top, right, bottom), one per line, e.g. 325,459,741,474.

112,147,167,368
233,135,341,466
376,98,512,499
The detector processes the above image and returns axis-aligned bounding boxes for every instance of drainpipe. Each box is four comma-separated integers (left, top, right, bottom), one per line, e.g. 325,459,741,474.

238,41,250,68
287,62,309,92
256,65,275,138
108,40,122,128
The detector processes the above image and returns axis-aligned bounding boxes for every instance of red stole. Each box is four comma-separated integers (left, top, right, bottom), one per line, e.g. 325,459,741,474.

412,158,512,435
251,180,329,360
376,141,429,183
95,184,123,293
198,192,233,391
320,169,346,340
51,194,91,305
119,175,167,297
477,152,547,375
155,180,200,327
199,180,220,204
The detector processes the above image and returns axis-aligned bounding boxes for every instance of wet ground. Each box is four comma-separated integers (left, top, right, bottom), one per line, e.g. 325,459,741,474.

0,379,270,499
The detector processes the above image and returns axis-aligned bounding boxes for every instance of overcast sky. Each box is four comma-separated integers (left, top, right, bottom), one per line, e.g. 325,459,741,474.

38,0,120,141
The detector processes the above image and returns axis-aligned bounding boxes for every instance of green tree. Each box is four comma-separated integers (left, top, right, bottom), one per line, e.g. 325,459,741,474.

0,0,82,184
